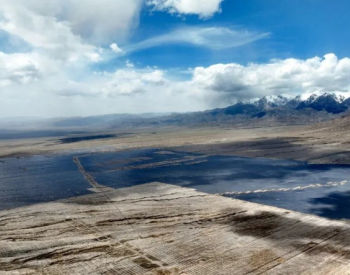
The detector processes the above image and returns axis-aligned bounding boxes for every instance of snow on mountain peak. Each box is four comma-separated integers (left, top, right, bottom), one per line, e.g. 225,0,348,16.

241,94,293,106
239,92,350,111
299,92,350,103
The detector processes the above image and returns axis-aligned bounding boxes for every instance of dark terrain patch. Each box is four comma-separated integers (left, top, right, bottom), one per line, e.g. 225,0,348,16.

58,134,118,144
0,130,86,140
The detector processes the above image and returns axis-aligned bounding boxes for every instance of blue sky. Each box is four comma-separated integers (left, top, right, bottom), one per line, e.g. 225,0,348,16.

129,0,350,68
0,0,350,117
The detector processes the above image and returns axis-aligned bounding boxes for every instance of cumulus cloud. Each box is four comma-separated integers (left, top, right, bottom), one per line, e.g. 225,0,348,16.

192,54,350,101
2,1,350,118
147,0,225,18
0,1,142,95
0,3,102,91
3,52,350,117
110,43,124,54
0,0,216,117
101,69,168,96
127,27,269,53
53,68,170,99
0,51,63,86
141,70,168,85
0,52,40,86
2,0,144,44
126,60,135,68
0,4,100,63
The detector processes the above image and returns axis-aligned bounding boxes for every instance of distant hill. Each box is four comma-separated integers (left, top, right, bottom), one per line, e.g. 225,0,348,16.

0,113,171,130
115,93,348,128
2,93,350,130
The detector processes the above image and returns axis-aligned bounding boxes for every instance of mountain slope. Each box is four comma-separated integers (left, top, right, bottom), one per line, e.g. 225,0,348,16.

2,92,349,130
115,93,349,128
296,93,348,113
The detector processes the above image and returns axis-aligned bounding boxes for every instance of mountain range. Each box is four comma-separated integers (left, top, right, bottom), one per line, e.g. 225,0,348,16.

2,92,350,130
237,92,350,114
123,92,350,127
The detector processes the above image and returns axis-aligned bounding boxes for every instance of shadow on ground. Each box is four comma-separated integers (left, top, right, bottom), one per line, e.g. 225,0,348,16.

309,191,350,220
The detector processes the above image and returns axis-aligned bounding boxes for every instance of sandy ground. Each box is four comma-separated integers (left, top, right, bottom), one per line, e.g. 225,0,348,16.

2,124,350,274
2,182,350,275
1,124,350,164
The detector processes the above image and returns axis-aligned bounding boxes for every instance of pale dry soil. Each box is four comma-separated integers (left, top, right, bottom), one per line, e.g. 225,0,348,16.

1,124,350,165
2,124,350,274
1,182,350,275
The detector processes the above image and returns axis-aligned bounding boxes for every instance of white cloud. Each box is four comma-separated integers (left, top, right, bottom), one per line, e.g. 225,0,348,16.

103,70,146,96
3,2,350,118
55,68,169,98
147,0,225,18
0,4,100,63
127,27,269,53
126,60,135,68
2,0,144,44
99,68,168,97
0,0,212,117
3,52,350,117
141,70,168,85
0,51,62,86
192,54,350,102
0,52,40,86
110,43,124,54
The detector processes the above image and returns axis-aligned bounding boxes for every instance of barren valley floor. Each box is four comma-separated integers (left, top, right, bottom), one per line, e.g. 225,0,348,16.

2,183,350,275
1,123,350,274
1,123,350,164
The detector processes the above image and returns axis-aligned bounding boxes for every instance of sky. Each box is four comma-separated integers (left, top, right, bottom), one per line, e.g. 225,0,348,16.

0,0,350,118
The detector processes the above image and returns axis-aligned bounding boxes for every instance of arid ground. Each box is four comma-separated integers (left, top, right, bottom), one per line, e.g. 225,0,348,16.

2,118,350,165
2,121,350,274
2,182,350,275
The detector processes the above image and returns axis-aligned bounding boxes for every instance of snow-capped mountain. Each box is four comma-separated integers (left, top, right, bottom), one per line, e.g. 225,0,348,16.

116,92,350,128
299,92,350,103
240,92,350,114
296,93,347,113
243,95,293,108
254,95,293,109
